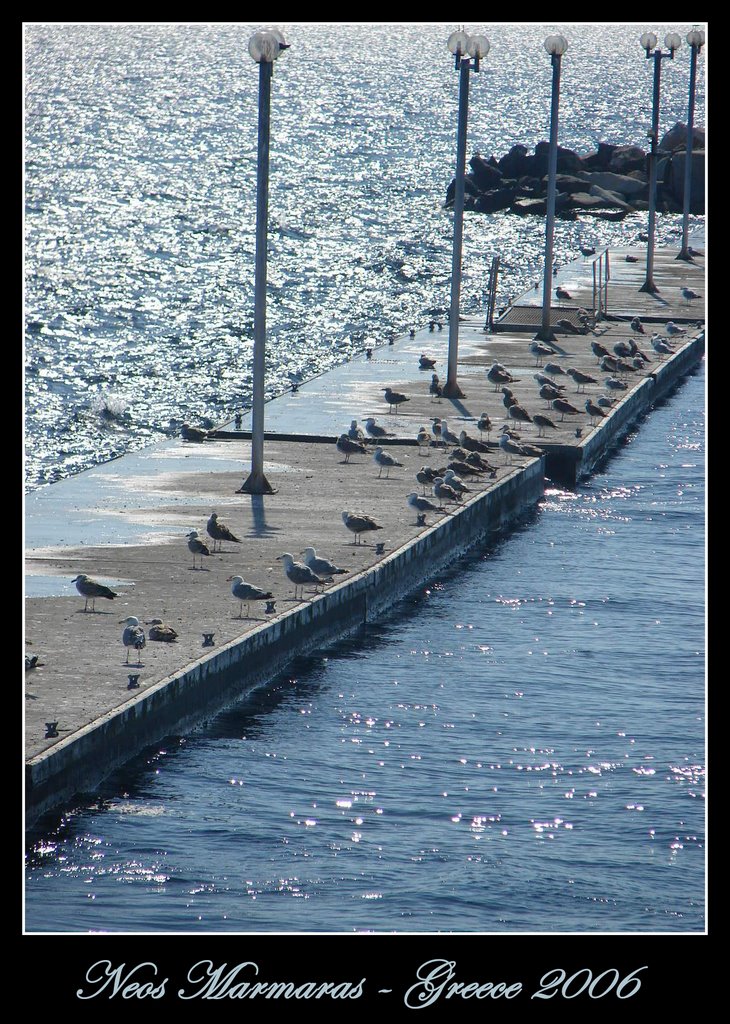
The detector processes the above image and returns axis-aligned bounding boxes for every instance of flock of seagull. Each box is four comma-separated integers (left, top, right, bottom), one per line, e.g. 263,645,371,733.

69,295,699,667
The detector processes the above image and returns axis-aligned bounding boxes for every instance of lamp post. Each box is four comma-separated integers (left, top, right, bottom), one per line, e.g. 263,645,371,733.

639,30,681,294
677,27,705,262
537,32,568,342
239,27,289,496
444,28,490,399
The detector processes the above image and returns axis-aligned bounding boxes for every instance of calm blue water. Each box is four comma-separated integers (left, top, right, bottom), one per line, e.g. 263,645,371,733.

24,22,705,490
25,363,705,933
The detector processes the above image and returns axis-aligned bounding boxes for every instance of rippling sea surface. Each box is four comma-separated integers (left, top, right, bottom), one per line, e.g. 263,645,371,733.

24,22,704,490
25,362,705,933
24,23,705,936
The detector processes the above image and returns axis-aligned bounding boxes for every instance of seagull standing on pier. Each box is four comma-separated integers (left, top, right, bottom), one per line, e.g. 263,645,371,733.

534,372,565,391
651,336,674,356
459,430,491,454
227,575,274,618
532,413,557,437
539,383,564,407
277,553,328,599
407,492,448,520
300,547,348,578
682,286,701,305
630,316,645,335
591,341,611,362
373,446,404,478
604,377,628,391
186,530,212,569
417,426,433,452
507,402,533,425
71,574,117,613
487,363,519,390
439,420,460,446
120,616,146,664
543,362,567,378
348,420,367,442
551,397,580,421
383,387,410,413
342,510,383,544
555,286,573,301
530,341,556,366
429,374,443,402
665,321,686,338
364,417,395,440
477,413,492,437
337,434,368,463
432,476,461,503
567,367,598,392
585,399,607,424
207,512,241,552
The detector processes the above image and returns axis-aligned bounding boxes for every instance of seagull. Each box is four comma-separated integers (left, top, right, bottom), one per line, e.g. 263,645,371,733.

551,397,580,420
431,417,443,440
534,372,565,391
383,387,409,412
567,367,598,392
597,395,616,408
443,468,471,496
555,286,573,301
458,429,491,454
342,510,383,544
464,451,497,476
580,245,596,258
206,512,240,552
429,374,443,402
300,547,348,578
180,422,209,442
419,353,437,369
487,363,519,390
449,458,484,479
501,387,518,411
432,477,461,503
417,426,433,452
630,316,645,335
416,466,439,493
348,420,367,442
499,432,535,463
337,434,368,463
543,362,567,377
508,402,532,425
145,619,179,642
407,492,448,520
604,377,628,391
613,340,633,359
591,341,611,362
364,417,395,440
651,336,674,356
477,413,492,437
71,574,117,613
227,575,274,618
186,530,212,569
277,553,327,599
599,355,621,374
532,413,557,436
625,254,639,262
585,399,607,424
530,340,556,366
681,286,701,305
439,420,460,446
666,321,686,337
539,383,564,406
373,446,404,478
120,616,146,665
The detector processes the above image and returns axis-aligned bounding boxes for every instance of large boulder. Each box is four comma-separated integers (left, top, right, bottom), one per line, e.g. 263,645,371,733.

497,144,533,178
469,154,503,190
474,186,517,213
607,145,647,175
550,173,601,195
662,150,705,212
580,142,616,171
445,174,481,207
533,140,584,176
588,184,636,212
659,121,706,152
579,170,648,197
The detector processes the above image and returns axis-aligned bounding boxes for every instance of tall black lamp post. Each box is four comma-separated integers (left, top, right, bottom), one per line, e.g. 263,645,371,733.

638,30,681,294
537,32,568,342
239,27,289,496
677,27,706,262
444,28,490,399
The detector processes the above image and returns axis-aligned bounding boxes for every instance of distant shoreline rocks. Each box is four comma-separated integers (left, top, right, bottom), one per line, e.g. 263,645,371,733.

446,122,705,220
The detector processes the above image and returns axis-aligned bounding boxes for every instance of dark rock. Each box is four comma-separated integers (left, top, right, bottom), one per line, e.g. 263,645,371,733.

607,145,647,175
662,150,705,212
469,154,503,190
474,186,517,213
534,140,584,176
497,144,531,178
659,121,705,152
445,174,481,207
548,173,593,195
580,142,616,171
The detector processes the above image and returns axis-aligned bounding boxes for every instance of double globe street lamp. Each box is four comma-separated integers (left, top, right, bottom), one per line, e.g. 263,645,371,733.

444,28,490,399
537,32,569,342
638,30,681,294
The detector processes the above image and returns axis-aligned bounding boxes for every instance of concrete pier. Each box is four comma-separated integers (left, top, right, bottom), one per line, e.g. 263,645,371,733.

24,243,705,829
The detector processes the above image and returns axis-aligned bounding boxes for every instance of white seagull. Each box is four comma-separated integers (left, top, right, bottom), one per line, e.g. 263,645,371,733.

277,553,328,599
120,616,146,665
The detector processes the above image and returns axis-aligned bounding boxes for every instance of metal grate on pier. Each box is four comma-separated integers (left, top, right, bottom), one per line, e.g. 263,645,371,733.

492,305,588,333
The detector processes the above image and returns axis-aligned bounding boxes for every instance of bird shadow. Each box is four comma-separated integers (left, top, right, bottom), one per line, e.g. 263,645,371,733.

76,608,115,615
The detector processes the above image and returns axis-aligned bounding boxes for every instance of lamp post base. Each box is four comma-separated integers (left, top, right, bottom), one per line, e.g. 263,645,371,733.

534,328,555,343
237,472,278,495
442,381,465,399
675,249,695,263
639,280,659,294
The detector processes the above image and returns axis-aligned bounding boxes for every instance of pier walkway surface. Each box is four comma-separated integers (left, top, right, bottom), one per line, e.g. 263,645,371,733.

24,243,705,827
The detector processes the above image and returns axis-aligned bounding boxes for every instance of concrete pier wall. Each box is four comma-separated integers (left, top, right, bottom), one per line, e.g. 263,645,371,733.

26,459,544,828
